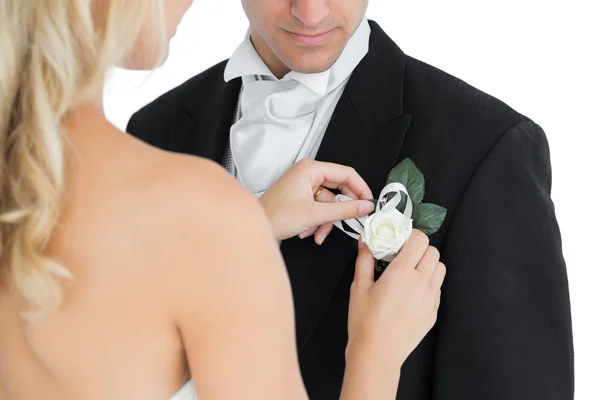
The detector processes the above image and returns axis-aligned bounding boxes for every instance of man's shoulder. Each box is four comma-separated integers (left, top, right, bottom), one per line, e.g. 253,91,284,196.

131,59,229,124
399,56,550,240
400,54,543,181
404,55,528,134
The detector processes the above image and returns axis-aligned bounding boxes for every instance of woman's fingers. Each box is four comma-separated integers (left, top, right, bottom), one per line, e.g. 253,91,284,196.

337,184,361,200
314,187,336,202
309,161,373,200
415,246,440,278
312,187,365,244
431,262,446,289
314,223,334,245
312,200,374,228
353,240,375,289
311,182,374,228
387,230,430,272
433,289,441,311
299,227,317,240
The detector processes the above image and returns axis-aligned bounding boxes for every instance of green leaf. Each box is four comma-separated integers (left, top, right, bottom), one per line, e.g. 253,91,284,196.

386,158,425,205
412,203,447,236
375,261,383,272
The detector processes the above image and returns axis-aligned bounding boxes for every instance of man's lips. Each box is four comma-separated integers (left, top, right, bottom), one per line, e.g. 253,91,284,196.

287,29,335,45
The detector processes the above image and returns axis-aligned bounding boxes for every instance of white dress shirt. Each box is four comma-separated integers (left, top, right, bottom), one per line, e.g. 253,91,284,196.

222,19,371,196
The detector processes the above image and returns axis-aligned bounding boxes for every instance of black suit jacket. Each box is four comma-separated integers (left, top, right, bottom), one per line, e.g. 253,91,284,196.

127,21,574,400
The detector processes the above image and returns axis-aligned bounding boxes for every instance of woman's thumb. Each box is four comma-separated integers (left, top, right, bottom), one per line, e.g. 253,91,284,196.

313,200,374,227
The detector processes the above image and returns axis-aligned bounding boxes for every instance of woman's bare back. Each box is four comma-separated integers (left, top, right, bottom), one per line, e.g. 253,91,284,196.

0,106,304,400
1,109,226,399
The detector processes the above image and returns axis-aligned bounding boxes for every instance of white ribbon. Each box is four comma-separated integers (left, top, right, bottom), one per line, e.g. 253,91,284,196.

332,182,413,240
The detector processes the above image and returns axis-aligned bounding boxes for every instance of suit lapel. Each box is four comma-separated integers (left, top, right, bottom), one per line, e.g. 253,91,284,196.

282,21,413,352
169,68,241,162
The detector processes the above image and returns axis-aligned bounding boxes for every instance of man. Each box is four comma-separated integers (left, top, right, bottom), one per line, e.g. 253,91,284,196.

127,1,574,398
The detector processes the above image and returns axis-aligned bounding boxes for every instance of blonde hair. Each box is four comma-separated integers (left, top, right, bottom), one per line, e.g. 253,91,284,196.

0,0,166,318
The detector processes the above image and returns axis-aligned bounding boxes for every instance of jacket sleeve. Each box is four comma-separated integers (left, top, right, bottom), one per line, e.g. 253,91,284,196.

432,120,574,399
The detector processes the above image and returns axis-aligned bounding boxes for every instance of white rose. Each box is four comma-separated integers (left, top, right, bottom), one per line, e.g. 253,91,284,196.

362,208,413,262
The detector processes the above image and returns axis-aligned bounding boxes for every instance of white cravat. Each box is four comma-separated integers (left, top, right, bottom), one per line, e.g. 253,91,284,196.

224,19,371,196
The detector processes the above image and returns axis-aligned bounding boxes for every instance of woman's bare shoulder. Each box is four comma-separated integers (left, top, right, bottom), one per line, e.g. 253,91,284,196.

147,152,244,202
141,151,261,227
132,149,281,278
132,150,292,329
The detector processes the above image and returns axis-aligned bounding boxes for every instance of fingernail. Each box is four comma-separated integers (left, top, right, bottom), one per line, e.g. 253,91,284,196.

359,201,374,215
299,232,308,240
316,234,325,245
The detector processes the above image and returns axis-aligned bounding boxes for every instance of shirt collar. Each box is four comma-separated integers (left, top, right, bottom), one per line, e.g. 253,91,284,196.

224,19,371,97
223,31,275,81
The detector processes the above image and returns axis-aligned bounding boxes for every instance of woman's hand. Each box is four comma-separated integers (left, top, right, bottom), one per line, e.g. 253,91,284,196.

347,230,446,371
259,159,375,242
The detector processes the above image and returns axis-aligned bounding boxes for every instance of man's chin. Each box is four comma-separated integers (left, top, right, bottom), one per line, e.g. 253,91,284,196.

287,44,349,75
284,57,339,75
291,65,333,74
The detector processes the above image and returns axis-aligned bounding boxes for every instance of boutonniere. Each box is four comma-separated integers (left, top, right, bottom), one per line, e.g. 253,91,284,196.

333,158,447,271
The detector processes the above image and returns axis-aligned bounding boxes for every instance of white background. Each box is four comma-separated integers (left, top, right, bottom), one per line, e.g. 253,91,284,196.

105,1,599,398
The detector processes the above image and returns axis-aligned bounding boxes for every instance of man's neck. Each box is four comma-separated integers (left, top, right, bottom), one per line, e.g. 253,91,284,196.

249,28,290,79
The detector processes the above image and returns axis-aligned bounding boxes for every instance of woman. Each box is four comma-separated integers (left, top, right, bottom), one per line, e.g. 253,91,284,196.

0,1,445,399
